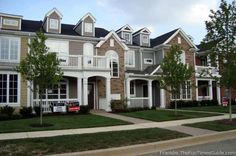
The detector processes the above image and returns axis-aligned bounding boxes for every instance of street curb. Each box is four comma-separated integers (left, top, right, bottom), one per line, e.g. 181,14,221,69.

49,129,236,156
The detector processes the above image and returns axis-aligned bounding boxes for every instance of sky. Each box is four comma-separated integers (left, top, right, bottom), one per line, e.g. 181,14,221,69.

0,0,233,44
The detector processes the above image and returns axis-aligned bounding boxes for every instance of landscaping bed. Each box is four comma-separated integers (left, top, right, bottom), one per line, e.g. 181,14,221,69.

185,118,236,131
0,114,130,133
0,128,189,156
120,109,221,122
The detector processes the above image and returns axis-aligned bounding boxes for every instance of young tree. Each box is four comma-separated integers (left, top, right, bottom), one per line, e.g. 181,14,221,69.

17,31,63,125
202,0,236,121
159,45,193,115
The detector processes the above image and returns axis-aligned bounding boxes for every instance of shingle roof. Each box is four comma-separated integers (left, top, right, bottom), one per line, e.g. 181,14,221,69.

196,39,222,52
150,28,179,47
21,19,109,38
127,64,160,75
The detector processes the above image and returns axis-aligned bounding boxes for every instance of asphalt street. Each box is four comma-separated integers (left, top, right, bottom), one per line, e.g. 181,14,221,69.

140,138,236,156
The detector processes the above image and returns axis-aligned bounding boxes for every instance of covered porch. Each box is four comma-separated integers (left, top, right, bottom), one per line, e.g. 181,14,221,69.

126,78,166,108
31,72,111,112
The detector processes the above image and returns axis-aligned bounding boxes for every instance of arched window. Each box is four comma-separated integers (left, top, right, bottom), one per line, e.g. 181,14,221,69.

83,43,94,66
106,50,119,78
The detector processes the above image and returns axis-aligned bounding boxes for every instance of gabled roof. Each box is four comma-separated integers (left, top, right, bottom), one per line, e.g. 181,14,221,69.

116,24,133,33
74,12,96,30
0,12,23,18
151,29,178,47
45,8,63,19
96,31,129,50
133,27,151,36
21,19,109,37
151,28,198,49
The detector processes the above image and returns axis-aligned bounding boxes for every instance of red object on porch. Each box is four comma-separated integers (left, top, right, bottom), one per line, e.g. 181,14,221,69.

67,102,80,112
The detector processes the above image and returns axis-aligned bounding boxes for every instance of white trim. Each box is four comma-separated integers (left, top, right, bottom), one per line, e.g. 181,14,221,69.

0,13,23,18
170,81,192,101
0,16,2,29
0,36,21,63
3,18,19,27
132,27,151,37
140,50,143,70
116,24,133,33
46,18,49,32
45,8,63,18
49,18,59,30
123,32,131,43
144,58,153,65
96,31,129,51
164,28,198,49
74,12,96,30
125,50,135,68
153,52,156,64
0,71,20,106
150,65,161,75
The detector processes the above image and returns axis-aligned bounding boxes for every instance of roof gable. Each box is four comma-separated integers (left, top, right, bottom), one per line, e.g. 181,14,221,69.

151,29,178,47
73,12,96,30
164,28,197,49
96,31,129,50
45,8,63,19
116,24,133,33
133,27,151,36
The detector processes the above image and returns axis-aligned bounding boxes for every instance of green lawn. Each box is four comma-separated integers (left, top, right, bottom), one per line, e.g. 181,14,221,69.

185,119,236,131
120,109,221,122
0,114,130,133
181,105,236,113
0,128,189,156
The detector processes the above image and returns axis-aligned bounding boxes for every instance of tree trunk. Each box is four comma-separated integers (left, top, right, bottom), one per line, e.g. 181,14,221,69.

229,87,232,122
39,91,43,125
175,100,177,116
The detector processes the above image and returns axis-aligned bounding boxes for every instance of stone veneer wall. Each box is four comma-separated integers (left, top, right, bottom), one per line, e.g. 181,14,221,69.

164,33,196,107
96,36,125,99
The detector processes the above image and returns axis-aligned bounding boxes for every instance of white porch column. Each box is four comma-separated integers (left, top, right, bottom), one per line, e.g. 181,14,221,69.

217,85,221,105
196,80,199,101
209,80,213,100
126,78,131,107
160,89,166,108
77,78,82,104
27,81,33,107
83,78,88,106
106,78,111,111
148,80,152,108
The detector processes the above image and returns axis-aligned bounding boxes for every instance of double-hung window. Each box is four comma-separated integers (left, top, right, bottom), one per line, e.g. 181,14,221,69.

125,50,135,67
171,81,191,100
0,36,20,62
0,73,19,105
49,19,59,30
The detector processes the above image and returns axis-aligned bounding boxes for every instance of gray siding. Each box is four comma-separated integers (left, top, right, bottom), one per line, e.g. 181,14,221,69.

155,49,163,65
142,51,154,70
133,35,140,46
126,49,141,71
75,22,82,35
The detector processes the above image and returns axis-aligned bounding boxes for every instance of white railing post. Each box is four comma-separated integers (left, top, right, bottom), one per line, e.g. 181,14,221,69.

148,80,152,108
126,78,131,107
106,78,111,111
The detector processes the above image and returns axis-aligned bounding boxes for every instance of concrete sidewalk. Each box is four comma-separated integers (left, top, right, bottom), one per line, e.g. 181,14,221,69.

0,114,235,140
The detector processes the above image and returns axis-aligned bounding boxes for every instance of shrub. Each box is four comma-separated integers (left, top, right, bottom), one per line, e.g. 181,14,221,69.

0,105,15,117
20,107,33,118
79,105,90,114
170,100,219,108
110,99,128,113
34,106,43,116
0,113,9,121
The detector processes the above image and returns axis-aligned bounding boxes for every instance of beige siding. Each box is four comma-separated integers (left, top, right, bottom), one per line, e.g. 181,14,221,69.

69,78,77,99
20,37,29,107
1,16,21,30
69,41,84,55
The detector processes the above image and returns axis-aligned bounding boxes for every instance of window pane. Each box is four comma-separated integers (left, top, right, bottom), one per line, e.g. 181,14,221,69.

9,74,18,103
10,39,18,60
130,81,135,95
182,82,186,99
0,74,7,103
0,38,9,60
187,81,191,99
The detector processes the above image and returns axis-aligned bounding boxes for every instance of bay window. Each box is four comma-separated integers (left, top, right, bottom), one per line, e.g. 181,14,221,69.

171,81,191,100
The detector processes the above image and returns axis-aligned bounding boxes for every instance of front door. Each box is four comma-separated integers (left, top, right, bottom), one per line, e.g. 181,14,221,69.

88,83,95,109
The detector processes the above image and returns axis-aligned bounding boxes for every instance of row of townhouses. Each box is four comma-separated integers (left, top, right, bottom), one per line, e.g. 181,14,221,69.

0,8,227,112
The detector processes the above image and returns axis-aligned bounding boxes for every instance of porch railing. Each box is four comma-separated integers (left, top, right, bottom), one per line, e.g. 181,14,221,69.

129,97,149,108
198,96,211,101
33,98,78,113
57,54,110,70
195,66,219,77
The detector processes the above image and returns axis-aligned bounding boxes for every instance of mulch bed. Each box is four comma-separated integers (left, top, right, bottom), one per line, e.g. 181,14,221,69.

217,119,236,125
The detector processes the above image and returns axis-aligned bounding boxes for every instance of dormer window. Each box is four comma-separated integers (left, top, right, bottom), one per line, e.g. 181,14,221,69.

85,23,92,33
49,19,59,29
142,35,149,44
3,18,18,26
124,32,131,42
